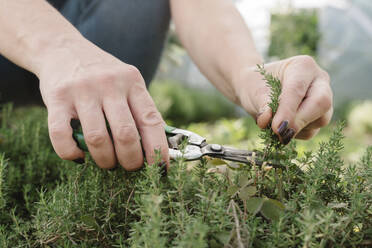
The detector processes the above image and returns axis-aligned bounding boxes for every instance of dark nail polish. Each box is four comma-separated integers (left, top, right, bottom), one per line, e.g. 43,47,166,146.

278,120,289,136
158,161,167,177
282,128,295,145
73,158,85,164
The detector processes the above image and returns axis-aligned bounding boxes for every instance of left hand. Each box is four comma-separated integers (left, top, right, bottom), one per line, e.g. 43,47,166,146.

234,55,333,144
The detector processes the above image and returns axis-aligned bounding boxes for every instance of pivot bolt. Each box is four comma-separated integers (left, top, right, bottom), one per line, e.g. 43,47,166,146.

211,144,222,152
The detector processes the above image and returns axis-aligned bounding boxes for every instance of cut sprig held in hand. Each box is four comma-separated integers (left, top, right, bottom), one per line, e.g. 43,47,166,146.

256,64,292,159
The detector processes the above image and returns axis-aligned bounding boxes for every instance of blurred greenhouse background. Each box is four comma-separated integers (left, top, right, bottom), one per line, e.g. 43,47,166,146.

150,0,372,162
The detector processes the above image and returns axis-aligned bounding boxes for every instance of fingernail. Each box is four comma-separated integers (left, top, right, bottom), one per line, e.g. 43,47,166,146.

257,105,270,117
256,106,269,124
256,111,263,120
278,120,289,136
282,128,295,145
158,161,167,177
73,158,85,164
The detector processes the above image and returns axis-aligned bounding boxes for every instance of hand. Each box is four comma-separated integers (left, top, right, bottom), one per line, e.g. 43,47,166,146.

235,55,333,144
38,39,169,170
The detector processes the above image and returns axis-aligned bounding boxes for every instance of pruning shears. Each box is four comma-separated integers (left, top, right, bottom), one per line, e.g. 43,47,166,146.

164,125,269,166
71,120,276,167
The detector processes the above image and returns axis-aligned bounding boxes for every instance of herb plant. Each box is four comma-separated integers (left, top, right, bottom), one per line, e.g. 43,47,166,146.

0,68,371,247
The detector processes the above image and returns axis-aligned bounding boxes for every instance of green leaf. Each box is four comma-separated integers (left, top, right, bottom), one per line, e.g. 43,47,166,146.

239,186,257,201
260,199,285,221
238,176,253,188
214,231,231,245
209,158,228,166
247,186,257,196
81,215,98,228
246,197,264,215
227,162,241,169
227,185,239,196
238,175,248,187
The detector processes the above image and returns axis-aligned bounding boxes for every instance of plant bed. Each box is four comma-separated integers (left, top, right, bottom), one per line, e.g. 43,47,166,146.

0,70,371,247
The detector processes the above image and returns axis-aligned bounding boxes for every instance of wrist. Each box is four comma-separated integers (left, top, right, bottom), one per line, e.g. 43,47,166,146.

230,62,263,106
31,32,86,77
224,54,263,85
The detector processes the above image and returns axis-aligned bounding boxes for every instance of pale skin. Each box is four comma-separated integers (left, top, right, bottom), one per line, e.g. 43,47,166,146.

0,0,333,170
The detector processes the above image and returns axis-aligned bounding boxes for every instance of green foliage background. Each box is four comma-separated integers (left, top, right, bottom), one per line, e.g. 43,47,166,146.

268,9,320,59
149,80,238,127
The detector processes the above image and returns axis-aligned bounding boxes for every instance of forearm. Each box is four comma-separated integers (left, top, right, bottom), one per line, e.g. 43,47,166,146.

170,0,263,104
0,0,84,76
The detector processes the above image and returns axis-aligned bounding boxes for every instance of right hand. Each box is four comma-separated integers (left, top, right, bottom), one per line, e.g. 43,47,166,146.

38,39,169,170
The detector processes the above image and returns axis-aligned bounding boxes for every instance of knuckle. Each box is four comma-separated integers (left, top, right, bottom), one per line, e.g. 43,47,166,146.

73,73,115,91
98,71,117,84
49,124,68,140
113,125,139,145
320,69,330,82
125,65,143,83
316,92,333,111
48,83,71,101
85,130,107,147
139,109,163,127
288,80,307,98
296,55,316,67
73,77,92,91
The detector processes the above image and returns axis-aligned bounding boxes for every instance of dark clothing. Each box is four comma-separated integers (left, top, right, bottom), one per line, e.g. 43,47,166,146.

0,0,170,105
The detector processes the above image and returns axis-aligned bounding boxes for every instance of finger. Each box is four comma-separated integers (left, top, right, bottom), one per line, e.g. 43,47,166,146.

295,128,320,140
76,101,116,169
48,105,85,161
256,105,272,129
294,108,332,140
128,83,169,169
271,66,315,136
251,82,272,129
302,107,333,130
294,77,333,133
103,98,143,171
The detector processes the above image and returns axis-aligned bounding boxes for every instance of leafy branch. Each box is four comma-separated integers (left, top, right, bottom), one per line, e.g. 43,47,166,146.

256,64,285,160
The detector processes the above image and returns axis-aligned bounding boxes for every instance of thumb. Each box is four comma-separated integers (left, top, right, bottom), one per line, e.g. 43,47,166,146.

256,104,272,129
250,82,272,129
